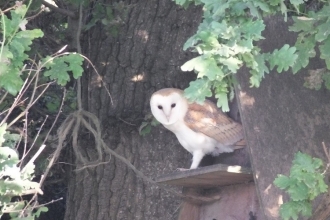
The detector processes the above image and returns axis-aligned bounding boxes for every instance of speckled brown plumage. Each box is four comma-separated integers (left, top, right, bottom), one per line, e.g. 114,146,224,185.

184,100,244,146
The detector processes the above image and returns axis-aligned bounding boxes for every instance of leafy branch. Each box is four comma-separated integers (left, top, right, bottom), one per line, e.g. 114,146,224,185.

274,145,329,220
0,2,85,219
174,0,330,111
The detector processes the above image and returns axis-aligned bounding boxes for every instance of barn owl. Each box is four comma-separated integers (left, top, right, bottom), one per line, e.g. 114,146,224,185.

150,88,245,169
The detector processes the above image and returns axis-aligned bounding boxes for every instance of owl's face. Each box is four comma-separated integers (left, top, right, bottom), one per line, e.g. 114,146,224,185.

150,89,188,125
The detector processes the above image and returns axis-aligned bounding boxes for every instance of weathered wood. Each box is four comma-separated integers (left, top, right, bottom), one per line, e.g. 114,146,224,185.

236,15,330,219
177,188,202,220
199,183,261,220
311,186,330,220
156,164,253,188
178,202,200,220
177,183,261,220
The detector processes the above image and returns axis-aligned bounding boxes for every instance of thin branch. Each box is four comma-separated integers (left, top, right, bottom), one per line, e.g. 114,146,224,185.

32,197,63,209
0,97,28,118
41,0,77,18
22,110,28,167
21,144,46,174
0,72,30,127
38,89,67,187
26,6,45,20
19,116,49,165
7,81,52,128
1,5,16,13
2,188,43,198
118,117,136,126
0,91,8,106
322,142,330,175
6,126,33,143
82,54,114,105
76,3,83,110
322,142,330,161
20,90,66,216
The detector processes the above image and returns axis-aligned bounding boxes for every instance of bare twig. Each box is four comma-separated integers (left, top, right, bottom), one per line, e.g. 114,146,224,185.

38,89,67,187
322,142,330,175
0,91,8,106
3,188,43,198
26,6,45,20
41,0,77,18
5,197,62,215
22,145,46,174
1,5,16,13
76,3,83,111
20,90,66,216
53,45,68,57
19,92,66,215
3,66,44,128
322,142,330,161
0,97,28,119
14,145,47,217
74,159,111,170
118,117,136,126
33,197,63,209
0,73,30,126
19,115,49,166
82,54,114,105
7,81,53,128
6,126,33,143
22,110,28,166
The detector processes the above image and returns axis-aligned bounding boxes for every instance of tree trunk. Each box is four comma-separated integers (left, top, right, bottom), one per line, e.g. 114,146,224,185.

64,1,201,219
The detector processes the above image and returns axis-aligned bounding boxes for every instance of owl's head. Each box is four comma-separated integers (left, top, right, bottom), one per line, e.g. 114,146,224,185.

150,88,188,125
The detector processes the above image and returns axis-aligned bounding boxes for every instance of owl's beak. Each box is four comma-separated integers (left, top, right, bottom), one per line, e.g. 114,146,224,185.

162,110,170,122
164,113,171,122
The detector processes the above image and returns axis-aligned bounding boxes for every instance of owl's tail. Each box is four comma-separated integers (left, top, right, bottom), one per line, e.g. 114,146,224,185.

232,139,246,150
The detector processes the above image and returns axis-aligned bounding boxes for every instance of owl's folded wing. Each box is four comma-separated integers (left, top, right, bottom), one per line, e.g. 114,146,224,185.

184,100,244,146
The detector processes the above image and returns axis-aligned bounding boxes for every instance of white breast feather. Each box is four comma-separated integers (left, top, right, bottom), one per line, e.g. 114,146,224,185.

164,121,233,155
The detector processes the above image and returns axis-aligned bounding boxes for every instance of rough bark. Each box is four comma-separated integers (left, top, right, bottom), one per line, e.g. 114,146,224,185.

236,16,330,219
64,1,202,219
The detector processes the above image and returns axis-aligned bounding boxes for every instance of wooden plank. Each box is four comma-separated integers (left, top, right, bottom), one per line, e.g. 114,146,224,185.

199,183,261,220
156,164,253,188
235,15,330,219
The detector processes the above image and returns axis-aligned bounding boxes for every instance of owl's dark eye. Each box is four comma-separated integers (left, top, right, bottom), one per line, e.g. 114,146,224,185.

158,105,163,110
171,103,176,108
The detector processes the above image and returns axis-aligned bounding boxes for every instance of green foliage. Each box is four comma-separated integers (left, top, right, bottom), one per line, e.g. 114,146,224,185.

139,114,160,136
0,2,84,95
83,1,128,36
42,88,77,113
185,78,212,104
289,6,330,72
0,3,43,95
42,54,84,86
0,124,48,219
174,0,330,111
274,152,328,220
268,44,298,72
0,2,85,219
84,2,114,31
